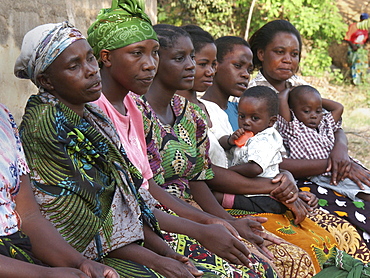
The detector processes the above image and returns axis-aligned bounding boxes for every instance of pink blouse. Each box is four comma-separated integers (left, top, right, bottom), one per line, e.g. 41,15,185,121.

94,93,153,190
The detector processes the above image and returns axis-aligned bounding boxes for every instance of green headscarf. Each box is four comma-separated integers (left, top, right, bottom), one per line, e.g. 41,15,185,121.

87,0,158,60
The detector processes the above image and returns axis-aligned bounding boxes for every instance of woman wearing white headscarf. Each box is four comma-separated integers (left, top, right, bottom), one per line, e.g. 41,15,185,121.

0,21,118,278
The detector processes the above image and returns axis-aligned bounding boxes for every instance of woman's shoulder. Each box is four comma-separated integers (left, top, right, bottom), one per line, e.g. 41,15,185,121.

288,75,309,87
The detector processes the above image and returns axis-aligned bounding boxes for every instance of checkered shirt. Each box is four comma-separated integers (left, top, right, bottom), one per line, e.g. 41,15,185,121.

277,112,341,160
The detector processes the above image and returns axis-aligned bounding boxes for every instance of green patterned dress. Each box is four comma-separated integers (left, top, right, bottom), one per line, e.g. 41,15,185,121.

20,92,165,278
135,94,281,278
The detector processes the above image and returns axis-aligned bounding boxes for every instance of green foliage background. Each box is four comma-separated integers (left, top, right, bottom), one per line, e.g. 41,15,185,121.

157,0,347,77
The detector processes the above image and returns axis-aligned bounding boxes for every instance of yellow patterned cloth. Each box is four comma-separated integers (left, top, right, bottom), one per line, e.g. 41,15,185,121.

253,211,337,273
307,209,370,264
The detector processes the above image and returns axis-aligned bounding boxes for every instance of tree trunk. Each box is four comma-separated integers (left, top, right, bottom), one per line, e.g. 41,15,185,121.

244,0,257,40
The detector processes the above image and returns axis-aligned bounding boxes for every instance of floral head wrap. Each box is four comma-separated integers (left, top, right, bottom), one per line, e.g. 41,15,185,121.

14,21,85,87
87,0,158,60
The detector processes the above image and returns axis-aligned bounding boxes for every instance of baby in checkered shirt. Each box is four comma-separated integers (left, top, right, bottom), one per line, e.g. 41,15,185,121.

277,85,370,202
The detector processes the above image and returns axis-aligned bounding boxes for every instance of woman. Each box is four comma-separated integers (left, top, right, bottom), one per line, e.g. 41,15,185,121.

87,2,279,277
344,13,369,85
176,24,229,169
0,102,117,278
248,19,370,253
16,21,205,278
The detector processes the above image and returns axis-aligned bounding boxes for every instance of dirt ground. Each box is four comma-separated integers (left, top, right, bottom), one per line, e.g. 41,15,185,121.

337,0,370,24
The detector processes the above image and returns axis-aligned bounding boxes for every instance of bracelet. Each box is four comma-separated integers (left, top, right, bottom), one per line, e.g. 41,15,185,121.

227,134,235,147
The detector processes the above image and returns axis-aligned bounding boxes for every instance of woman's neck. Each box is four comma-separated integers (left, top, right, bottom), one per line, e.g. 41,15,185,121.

260,69,288,93
201,84,229,110
101,67,128,115
145,80,175,125
176,89,200,105
176,89,212,127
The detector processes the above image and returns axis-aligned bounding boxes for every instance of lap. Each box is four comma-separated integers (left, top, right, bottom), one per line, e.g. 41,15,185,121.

298,178,370,262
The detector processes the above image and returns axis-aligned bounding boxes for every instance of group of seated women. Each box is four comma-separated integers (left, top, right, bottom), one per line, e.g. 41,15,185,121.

1,0,369,277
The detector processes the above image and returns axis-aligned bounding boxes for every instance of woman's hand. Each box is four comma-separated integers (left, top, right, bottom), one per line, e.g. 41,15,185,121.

328,129,351,184
227,216,281,260
298,191,318,212
153,253,203,278
194,223,253,267
270,171,298,203
346,162,370,189
284,199,309,225
78,258,119,278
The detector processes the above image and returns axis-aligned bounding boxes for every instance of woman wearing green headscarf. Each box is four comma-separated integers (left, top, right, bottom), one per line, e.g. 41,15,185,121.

87,0,301,278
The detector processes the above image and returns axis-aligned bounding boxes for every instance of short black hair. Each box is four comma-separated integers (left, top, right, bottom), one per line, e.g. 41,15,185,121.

180,24,214,53
249,20,302,69
241,86,279,116
288,85,321,108
214,36,250,63
153,24,191,49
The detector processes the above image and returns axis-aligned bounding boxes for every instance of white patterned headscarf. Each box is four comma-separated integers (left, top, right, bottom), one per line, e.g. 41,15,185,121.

14,21,85,87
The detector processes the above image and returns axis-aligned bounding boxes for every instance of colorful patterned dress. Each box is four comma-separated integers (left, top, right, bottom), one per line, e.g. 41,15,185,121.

0,104,44,265
344,22,369,85
136,94,322,277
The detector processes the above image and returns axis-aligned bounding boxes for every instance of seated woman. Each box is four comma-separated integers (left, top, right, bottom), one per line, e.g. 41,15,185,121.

247,19,370,253
0,103,118,277
86,2,279,277
15,21,206,278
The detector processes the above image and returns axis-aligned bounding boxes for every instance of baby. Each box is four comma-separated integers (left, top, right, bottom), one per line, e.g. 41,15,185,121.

218,86,288,211
278,84,370,202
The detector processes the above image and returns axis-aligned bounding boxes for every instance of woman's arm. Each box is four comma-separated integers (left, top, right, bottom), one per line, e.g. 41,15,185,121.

280,158,328,178
0,255,91,278
207,164,296,196
153,208,252,267
148,178,217,223
229,162,262,178
189,179,281,259
108,224,202,278
16,175,118,278
278,88,292,121
328,128,351,183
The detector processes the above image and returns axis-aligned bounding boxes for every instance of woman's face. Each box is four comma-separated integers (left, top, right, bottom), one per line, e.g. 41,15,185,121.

193,43,217,92
42,39,102,112
257,32,300,83
214,44,253,98
156,35,195,91
107,39,159,95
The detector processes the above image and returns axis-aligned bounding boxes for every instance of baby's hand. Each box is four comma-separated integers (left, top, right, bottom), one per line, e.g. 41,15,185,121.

229,128,246,145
